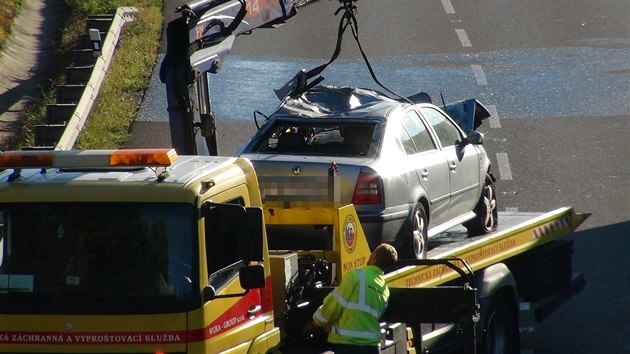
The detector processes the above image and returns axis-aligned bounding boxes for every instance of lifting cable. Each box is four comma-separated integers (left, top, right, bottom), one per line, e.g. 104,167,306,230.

303,0,410,102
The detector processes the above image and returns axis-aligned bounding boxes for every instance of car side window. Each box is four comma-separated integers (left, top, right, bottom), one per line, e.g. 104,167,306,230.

421,108,462,148
399,127,416,155
401,110,435,154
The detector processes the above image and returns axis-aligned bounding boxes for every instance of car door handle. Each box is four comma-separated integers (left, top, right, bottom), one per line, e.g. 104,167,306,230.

421,170,429,179
449,162,457,172
247,305,262,317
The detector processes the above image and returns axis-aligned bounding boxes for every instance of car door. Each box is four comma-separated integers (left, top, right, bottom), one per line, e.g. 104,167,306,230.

419,107,481,219
399,109,451,227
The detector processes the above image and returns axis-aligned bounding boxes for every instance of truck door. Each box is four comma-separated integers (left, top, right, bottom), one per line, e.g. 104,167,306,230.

419,107,481,219
196,193,271,353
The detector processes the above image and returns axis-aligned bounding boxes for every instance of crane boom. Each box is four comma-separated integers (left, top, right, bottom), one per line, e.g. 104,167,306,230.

160,0,297,155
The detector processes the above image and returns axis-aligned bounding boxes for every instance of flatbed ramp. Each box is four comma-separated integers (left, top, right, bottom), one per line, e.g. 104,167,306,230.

386,206,588,288
428,210,559,256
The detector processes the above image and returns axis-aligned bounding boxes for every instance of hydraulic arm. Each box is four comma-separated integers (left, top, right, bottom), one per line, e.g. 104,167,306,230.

160,0,297,155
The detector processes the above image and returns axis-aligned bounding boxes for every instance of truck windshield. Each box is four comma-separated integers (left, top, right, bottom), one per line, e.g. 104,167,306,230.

0,203,197,314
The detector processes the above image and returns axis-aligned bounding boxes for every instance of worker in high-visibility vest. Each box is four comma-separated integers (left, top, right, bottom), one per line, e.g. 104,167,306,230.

311,243,398,354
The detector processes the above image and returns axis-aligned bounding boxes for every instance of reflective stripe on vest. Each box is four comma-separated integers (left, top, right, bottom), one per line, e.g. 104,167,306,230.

313,266,387,345
330,269,381,318
332,326,381,340
314,310,328,324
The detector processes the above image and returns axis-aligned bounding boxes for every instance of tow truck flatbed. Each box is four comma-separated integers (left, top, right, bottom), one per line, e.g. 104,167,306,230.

386,207,588,288
263,206,587,289
266,205,588,353
428,209,581,257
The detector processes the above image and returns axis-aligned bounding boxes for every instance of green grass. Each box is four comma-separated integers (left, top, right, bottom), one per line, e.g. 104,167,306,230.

14,0,163,150
75,0,163,149
0,0,22,52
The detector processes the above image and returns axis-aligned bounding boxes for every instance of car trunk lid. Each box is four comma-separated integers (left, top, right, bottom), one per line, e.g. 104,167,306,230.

244,155,372,207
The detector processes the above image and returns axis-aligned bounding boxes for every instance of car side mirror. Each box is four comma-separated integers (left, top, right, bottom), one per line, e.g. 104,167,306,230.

465,130,484,145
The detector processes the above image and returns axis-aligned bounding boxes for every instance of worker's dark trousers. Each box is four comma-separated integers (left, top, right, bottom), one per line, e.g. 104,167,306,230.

334,344,379,354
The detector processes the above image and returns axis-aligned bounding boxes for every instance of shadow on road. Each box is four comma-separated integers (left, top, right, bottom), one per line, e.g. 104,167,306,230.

529,219,630,353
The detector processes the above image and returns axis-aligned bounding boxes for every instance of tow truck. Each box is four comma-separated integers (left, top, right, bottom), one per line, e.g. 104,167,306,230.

0,148,588,353
0,0,589,353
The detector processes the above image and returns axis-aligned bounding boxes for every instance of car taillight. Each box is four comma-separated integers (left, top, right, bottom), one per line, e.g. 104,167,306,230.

352,170,382,205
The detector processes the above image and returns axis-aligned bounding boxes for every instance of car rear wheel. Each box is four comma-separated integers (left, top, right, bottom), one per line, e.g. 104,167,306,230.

465,175,498,236
405,203,428,260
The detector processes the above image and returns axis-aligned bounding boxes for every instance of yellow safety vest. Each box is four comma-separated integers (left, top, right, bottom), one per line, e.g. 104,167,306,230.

313,265,389,346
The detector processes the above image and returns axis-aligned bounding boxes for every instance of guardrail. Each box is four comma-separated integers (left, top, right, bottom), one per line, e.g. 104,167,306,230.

31,7,137,150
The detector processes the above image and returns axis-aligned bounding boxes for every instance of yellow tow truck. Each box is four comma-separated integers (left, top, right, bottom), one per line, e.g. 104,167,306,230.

0,149,588,353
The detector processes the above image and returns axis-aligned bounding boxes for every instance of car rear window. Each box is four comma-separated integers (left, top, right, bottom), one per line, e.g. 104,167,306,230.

253,122,378,157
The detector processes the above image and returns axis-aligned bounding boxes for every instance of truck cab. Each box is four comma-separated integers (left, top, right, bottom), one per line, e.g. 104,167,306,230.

0,149,278,353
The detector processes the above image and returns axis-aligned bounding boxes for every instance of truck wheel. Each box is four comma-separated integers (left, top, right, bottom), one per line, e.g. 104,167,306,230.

404,203,428,260
480,295,519,354
465,175,498,236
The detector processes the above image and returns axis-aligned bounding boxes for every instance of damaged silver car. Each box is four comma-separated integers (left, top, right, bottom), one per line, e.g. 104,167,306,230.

238,85,497,259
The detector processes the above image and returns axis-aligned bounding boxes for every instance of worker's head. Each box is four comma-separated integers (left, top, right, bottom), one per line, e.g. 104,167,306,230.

367,243,398,271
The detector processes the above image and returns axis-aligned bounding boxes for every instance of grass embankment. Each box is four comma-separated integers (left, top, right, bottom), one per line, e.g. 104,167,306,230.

18,0,163,149
0,0,22,51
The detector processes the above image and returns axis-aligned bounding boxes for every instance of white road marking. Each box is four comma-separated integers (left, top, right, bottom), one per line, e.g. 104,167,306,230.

455,29,472,47
505,207,519,213
496,152,513,180
486,104,502,128
441,0,455,14
471,64,488,85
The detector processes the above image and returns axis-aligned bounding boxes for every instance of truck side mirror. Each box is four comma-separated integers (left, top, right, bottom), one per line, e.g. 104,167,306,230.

240,264,266,289
244,207,264,262
201,202,264,262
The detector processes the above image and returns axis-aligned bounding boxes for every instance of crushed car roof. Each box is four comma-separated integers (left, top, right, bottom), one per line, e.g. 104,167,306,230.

268,84,491,132
271,85,405,119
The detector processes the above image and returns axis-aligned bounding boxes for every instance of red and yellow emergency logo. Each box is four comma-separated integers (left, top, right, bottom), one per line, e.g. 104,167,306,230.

343,214,357,254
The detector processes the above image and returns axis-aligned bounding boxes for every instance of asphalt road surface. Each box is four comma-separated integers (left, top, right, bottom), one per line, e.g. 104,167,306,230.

128,1,630,352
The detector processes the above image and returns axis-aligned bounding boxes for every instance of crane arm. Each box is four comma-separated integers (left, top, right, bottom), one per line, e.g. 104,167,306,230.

160,0,297,155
